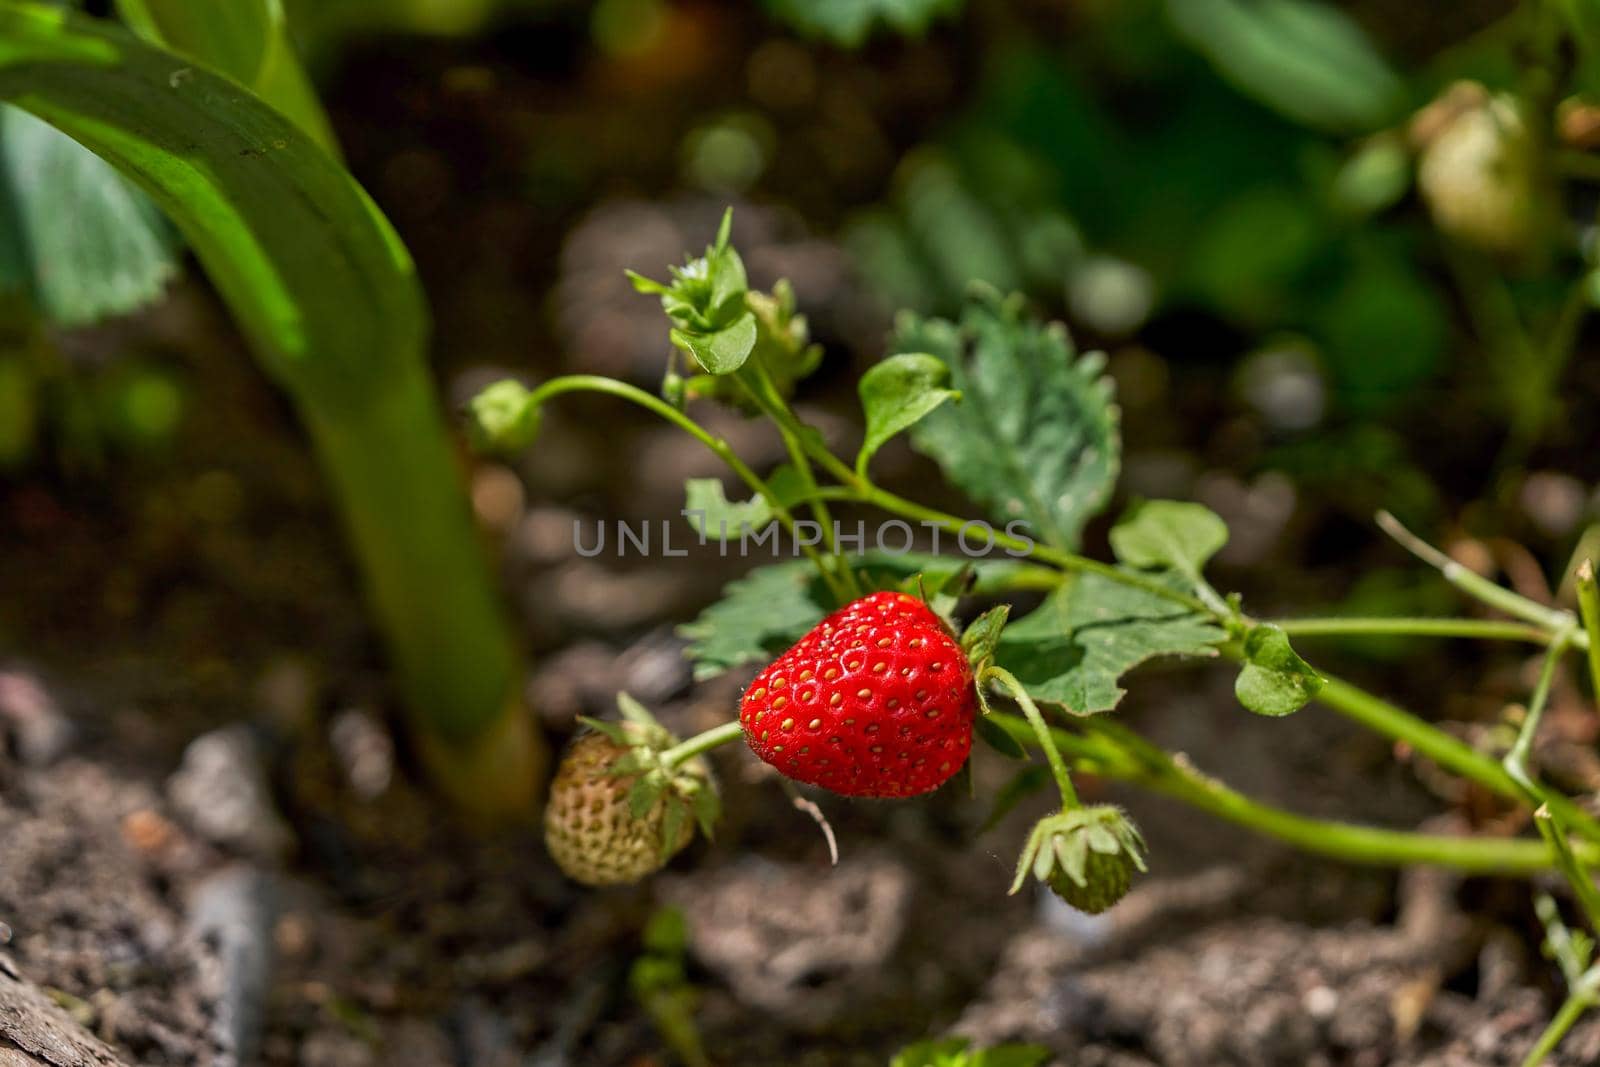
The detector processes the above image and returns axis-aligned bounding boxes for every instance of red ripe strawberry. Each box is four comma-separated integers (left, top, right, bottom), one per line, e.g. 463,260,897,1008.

740,590,975,798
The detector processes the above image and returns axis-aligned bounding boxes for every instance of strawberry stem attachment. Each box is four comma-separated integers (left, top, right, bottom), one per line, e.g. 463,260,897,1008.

660,720,745,769
983,666,1079,812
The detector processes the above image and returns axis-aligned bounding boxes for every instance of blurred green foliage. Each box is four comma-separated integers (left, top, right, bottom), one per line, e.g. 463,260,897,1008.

762,0,963,47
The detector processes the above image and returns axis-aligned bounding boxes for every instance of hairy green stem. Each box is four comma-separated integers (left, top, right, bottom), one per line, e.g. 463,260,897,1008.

1534,807,1600,935
303,363,542,814
736,362,860,600
1505,629,1573,795
1315,674,1600,843
854,478,1208,613
1377,511,1582,638
1522,972,1600,1067
986,667,1080,810
523,375,834,580
991,712,1596,876
1276,617,1556,644
661,720,745,768
1577,560,1600,701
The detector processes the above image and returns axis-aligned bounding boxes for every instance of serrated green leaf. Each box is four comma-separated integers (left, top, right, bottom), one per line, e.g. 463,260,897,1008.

764,0,962,47
1167,0,1404,133
856,352,960,476
1109,500,1229,579
679,561,830,680
1235,623,1324,716
980,763,1049,833
0,104,179,326
895,287,1118,550
995,573,1227,714
974,712,1026,760
683,478,773,541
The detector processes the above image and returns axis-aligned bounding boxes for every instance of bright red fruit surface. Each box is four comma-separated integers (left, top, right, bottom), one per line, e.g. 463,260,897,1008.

740,590,976,798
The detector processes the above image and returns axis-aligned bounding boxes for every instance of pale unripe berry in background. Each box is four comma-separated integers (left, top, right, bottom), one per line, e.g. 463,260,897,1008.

1413,82,1536,254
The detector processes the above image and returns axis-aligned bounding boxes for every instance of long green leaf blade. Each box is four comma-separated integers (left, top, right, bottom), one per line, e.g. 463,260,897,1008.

115,0,340,155
0,2,423,405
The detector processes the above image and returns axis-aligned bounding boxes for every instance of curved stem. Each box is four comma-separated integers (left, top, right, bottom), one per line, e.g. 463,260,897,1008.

1314,673,1600,844
1377,511,1583,640
524,375,834,580
854,480,1208,613
734,363,859,600
985,667,1079,810
662,720,745,768
1522,974,1600,1067
1505,628,1574,795
1275,617,1556,644
991,712,1595,876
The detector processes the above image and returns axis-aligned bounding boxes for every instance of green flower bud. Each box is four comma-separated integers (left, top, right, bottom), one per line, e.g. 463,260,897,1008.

470,379,541,453
1011,805,1147,914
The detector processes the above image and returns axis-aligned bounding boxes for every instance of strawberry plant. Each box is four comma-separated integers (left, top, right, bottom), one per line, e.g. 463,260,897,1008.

0,1,544,813
478,212,1600,1064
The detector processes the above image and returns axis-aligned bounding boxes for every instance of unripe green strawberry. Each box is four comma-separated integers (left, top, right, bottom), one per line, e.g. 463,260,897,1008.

1012,805,1147,914
543,708,716,887
740,590,975,798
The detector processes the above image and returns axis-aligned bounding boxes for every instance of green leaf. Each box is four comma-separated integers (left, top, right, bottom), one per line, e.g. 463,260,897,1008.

0,104,178,326
0,3,427,406
1109,500,1229,579
856,352,960,476
1167,0,1404,133
895,286,1118,550
683,477,774,541
974,713,1026,760
114,0,338,155
1235,623,1323,716
764,0,963,47
679,562,829,680
995,574,1226,714
674,311,756,375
